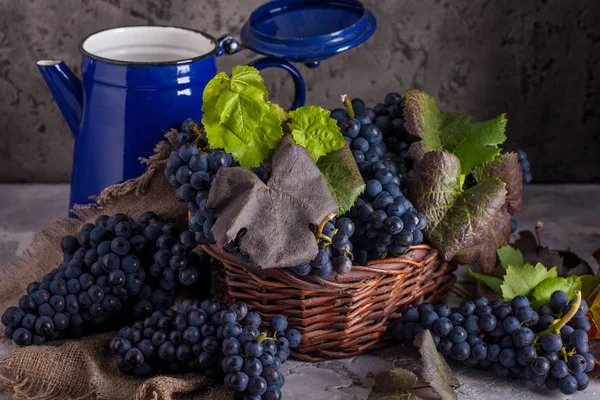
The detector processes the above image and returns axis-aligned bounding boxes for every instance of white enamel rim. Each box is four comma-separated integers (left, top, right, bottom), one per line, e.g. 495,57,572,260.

80,26,218,65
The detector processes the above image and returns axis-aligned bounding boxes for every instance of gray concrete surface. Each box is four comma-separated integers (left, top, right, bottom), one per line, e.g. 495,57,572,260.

1,0,599,184
0,184,600,399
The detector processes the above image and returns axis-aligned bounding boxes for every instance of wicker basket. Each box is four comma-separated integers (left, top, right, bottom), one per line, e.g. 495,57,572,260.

202,243,456,362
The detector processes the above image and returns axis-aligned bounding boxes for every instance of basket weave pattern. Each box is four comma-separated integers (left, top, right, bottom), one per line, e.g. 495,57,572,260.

203,244,456,362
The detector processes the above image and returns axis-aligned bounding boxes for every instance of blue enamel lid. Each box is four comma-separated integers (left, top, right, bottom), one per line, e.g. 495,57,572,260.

240,0,377,63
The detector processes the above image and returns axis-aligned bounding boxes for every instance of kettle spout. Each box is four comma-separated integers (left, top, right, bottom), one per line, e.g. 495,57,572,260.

37,60,83,136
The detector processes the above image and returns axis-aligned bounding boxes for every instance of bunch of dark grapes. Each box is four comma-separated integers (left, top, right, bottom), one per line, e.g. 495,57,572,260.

149,228,208,288
1,212,207,346
164,118,270,266
508,149,532,233
292,217,355,278
109,298,301,400
392,290,594,395
517,150,532,185
330,94,426,264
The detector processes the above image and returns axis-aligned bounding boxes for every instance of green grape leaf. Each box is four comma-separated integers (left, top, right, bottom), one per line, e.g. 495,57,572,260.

501,263,558,301
404,89,507,173
202,66,283,167
369,368,419,399
415,330,459,400
404,151,509,271
288,105,346,162
271,103,288,122
531,276,582,309
473,152,523,215
207,135,338,269
203,65,268,101
497,245,525,270
317,144,366,215
467,269,503,294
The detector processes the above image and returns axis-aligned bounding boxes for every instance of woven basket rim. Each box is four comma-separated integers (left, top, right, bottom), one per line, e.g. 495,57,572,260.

202,243,440,289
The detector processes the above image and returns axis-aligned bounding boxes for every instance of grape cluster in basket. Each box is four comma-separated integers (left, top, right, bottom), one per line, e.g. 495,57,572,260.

2,211,205,346
164,94,428,281
392,290,594,395
330,94,426,265
164,119,266,265
109,298,301,399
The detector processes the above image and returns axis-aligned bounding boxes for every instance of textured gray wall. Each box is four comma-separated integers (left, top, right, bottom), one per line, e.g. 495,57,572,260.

0,0,598,183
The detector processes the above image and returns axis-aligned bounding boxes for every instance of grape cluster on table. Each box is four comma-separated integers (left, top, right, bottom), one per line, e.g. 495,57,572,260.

2,211,205,346
392,290,594,395
110,298,301,400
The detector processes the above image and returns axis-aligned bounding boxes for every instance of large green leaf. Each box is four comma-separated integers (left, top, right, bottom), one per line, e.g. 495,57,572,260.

317,145,366,215
203,65,268,101
497,245,525,270
405,151,509,270
404,89,507,173
202,66,283,167
207,136,338,269
501,263,557,301
468,269,503,293
288,106,346,162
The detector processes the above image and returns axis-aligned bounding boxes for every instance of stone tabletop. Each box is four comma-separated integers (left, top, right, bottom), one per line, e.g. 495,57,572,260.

1,184,600,400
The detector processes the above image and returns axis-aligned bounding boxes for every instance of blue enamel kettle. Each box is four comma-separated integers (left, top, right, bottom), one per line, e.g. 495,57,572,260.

37,0,376,209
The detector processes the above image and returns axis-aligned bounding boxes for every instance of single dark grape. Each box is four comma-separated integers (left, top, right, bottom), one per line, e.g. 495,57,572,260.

559,375,578,395
568,354,587,373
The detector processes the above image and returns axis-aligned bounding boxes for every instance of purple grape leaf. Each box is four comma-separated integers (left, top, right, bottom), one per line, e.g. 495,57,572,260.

415,330,459,400
454,204,512,272
207,135,338,269
473,152,523,215
405,151,509,271
368,368,419,399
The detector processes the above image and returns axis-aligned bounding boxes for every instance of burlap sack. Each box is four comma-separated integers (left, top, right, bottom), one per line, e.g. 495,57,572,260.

0,133,231,400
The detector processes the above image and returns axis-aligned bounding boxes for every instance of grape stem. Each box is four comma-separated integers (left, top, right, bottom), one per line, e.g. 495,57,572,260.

535,221,544,246
536,290,581,337
316,213,336,243
341,94,355,118
560,347,568,362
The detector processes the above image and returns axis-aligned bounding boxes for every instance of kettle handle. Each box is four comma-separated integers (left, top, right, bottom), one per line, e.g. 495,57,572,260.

250,57,306,111
216,35,306,111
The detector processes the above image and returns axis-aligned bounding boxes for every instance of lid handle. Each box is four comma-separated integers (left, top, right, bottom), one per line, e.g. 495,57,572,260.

250,57,306,111
216,35,243,56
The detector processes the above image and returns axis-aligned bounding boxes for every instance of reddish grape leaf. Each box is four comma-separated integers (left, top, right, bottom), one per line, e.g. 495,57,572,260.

407,141,428,163
455,204,511,272
473,152,523,215
405,151,508,271
587,311,599,340
207,135,338,269
589,292,600,341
